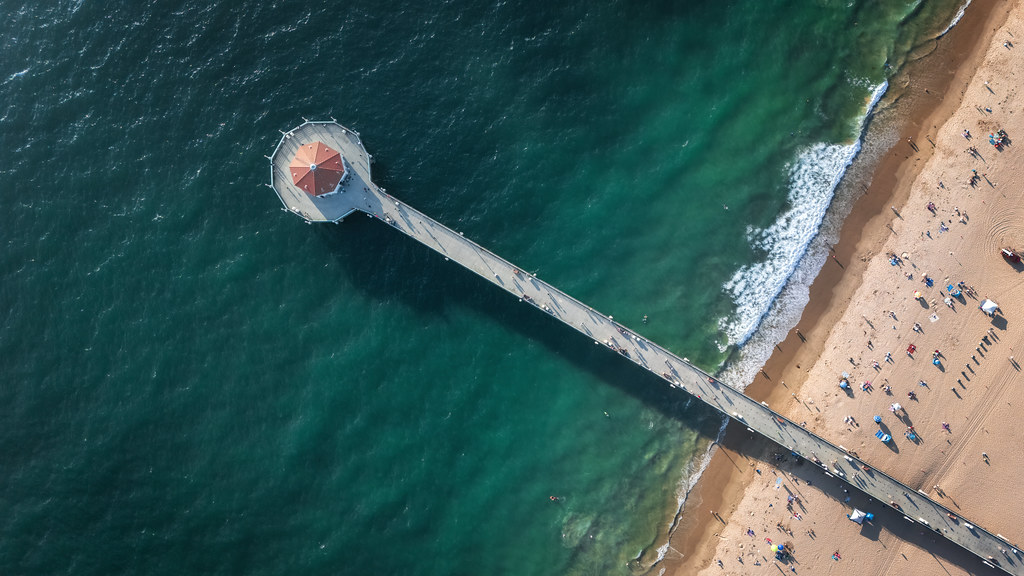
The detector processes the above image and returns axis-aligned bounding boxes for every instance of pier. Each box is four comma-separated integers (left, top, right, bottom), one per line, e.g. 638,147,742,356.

269,121,1020,574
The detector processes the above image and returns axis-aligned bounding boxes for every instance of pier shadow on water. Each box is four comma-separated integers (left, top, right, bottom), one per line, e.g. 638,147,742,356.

311,214,1001,576
315,216,726,438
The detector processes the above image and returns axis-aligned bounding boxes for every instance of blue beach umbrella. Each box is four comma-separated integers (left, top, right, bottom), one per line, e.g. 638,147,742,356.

874,415,882,423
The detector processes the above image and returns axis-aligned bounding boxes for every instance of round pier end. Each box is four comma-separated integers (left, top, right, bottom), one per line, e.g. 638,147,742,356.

268,121,376,223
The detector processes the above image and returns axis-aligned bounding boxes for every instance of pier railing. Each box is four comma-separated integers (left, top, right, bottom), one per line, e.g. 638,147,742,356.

271,120,1020,574
368,189,1020,575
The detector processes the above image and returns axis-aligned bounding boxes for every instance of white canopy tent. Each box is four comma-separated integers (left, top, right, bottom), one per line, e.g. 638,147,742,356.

980,299,1000,316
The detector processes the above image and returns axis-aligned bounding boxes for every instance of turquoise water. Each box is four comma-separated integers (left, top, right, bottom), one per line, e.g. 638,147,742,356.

0,1,964,574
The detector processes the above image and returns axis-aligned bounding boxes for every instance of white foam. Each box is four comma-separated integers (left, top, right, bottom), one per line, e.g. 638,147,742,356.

654,6,976,551
721,143,855,344
649,416,729,568
652,542,670,568
938,0,972,38
717,82,902,390
4,68,29,83
719,82,886,351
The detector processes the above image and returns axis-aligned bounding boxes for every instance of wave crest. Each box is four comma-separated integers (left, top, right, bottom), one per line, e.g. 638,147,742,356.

720,82,887,348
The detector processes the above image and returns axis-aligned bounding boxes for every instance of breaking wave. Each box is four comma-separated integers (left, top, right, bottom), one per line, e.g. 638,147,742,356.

720,82,887,349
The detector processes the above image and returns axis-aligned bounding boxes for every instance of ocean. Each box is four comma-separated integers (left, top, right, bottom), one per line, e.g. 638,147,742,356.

0,0,967,574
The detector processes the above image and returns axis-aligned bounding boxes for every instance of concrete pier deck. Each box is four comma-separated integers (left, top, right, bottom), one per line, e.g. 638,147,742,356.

268,122,1020,574
269,121,375,222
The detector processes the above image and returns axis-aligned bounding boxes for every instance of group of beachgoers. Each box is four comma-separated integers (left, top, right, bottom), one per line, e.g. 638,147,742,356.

828,187,1015,480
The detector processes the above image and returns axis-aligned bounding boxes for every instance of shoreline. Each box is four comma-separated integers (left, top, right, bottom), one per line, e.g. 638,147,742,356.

652,0,1014,574
749,0,1011,409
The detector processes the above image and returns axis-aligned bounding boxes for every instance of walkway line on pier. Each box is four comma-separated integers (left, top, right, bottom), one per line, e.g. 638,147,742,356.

353,182,1017,574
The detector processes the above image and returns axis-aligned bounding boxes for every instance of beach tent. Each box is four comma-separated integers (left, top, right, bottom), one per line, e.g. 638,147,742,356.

848,509,867,524
980,299,1000,316
290,141,347,197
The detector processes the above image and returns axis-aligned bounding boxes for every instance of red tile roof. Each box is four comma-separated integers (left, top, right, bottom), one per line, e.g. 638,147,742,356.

289,141,346,196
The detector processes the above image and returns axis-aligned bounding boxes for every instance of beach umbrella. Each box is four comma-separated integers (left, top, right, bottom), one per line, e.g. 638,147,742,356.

873,415,882,423
914,290,922,298
290,141,347,196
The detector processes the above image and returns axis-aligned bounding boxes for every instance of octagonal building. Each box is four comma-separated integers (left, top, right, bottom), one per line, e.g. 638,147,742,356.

269,121,374,223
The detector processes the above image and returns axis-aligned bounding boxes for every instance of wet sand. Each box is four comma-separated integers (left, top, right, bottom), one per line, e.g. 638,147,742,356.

656,1,1022,574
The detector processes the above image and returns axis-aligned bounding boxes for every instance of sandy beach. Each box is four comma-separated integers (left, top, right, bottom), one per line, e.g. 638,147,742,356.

658,1,1024,574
